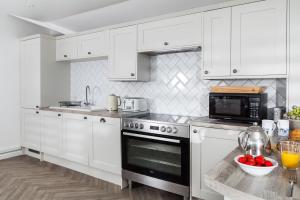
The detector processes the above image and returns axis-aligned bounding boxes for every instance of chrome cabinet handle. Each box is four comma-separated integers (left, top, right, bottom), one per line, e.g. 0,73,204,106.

84,116,87,120
204,70,209,75
36,111,39,114
164,42,169,46
58,114,61,117
233,69,238,73
64,55,68,58
100,118,106,123
193,129,198,133
88,52,92,55
130,73,135,77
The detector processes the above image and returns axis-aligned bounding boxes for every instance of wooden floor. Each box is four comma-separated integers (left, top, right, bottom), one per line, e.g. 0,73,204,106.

0,156,182,200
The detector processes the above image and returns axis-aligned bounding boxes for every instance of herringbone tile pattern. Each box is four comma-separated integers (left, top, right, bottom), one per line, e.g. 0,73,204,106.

0,156,181,200
70,52,286,117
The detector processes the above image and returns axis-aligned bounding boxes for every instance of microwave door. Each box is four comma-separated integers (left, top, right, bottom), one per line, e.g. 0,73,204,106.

210,96,249,119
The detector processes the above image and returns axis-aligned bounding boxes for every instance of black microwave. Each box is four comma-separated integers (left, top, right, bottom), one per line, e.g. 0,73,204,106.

209,93,268,123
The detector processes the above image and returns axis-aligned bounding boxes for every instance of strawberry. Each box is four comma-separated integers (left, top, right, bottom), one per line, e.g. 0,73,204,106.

264,161,273,167
255,155,265,165
238,157,247,164
246,161,256,166
245,154,254,160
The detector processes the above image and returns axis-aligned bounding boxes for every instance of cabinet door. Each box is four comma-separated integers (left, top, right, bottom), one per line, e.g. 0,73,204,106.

231,0,287,77
138,13,202,52
191,127,239,199
41,111,63,156
56,37,78,61
62,114,91,165
78,31,109,59
203,8,231,78
21,109,41,151
191,126,202,198
109,25,138,80
89,117,121,175
20,38,41,109
288,0,300,109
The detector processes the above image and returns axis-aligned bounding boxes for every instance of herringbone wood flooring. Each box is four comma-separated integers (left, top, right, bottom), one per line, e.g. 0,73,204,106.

0,156,182,200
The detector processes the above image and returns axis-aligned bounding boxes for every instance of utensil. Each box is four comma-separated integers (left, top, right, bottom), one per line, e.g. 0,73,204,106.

234,155,278,176
107,94,121,111
238,122,268,156
287,170,297,197
280,141,300,170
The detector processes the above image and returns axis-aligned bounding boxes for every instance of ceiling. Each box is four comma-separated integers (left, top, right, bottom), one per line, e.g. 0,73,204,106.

4,0,127,21
5,0,232,33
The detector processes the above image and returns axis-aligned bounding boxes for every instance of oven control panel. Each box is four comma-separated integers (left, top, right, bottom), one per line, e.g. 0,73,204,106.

122,119,189,138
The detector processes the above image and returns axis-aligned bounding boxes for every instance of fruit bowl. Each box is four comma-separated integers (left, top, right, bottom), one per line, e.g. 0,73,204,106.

234,155,278,176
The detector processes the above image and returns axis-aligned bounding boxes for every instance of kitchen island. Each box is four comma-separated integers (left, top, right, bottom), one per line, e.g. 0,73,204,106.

205,148,300,200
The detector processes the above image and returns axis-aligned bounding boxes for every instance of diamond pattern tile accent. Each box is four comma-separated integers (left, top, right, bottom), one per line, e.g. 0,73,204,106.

70,52,286,117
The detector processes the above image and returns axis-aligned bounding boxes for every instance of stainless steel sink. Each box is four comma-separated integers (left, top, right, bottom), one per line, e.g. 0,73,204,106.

49,106,103,112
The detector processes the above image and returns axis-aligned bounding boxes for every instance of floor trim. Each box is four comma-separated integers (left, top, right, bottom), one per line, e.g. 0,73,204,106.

0,149,22,160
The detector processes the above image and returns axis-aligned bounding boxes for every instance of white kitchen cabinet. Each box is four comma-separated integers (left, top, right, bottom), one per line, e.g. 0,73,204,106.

203,8,231,78
20,37,41,109
56,37,78,61
89,116,121,175
231,0,287,77
20,35,70,109
77,31,109,59
138,13,202,52
288,0,300,109
21,109,41,151
109,25,150,81
62,113,91,165
191,126,239,200
40,111,63,157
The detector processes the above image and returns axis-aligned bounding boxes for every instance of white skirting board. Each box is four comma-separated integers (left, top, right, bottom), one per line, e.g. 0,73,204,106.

0,147,22,160
23,150,123,187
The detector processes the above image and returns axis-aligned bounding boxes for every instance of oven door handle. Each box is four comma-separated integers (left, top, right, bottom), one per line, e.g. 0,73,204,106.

123,132,180,144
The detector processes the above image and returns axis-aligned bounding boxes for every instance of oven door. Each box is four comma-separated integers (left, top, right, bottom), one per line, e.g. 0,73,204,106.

209,93,252,122
121,130,190,186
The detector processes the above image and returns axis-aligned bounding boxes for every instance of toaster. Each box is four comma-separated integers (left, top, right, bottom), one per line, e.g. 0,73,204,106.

121,97,148,112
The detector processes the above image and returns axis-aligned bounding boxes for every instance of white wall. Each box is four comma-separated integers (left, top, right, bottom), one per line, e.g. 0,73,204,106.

0,13,49,153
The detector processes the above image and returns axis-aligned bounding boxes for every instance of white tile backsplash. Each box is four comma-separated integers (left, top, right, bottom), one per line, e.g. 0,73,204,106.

70,51,286,117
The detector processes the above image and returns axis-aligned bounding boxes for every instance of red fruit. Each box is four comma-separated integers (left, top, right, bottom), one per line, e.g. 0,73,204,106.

245,154,254,160
255,155,265,165
246,161,256,166
264,161,273,167
238,157,247,164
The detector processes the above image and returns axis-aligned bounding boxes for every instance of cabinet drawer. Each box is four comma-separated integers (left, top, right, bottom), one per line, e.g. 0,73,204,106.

56,37,78,61
78,31,109,59
138,13,202,52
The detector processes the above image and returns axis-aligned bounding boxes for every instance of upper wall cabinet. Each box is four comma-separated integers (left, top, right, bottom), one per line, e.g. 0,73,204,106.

203,8,231,78
56,31,109,61
138,13,202,52
109,25,150,81
203,0,287,79
56,37,78,61
231,0,287,77
77,31,109,59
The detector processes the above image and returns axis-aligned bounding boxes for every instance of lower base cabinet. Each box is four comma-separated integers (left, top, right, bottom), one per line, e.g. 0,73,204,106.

21,109,122,178
21,109,41,151
62,113,91,165
191,126,239,200
41,111,63,157
89,116,121,175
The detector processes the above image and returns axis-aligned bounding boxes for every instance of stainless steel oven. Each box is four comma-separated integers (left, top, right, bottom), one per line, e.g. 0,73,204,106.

121,114,190,198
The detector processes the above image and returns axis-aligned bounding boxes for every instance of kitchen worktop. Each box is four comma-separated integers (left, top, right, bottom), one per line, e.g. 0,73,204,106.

190,117,250,131
40,107,149,118
205,148,300,200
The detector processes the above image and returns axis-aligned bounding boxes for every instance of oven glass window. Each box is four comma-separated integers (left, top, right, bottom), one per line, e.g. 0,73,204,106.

215,98,241,115
126,138,181,176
